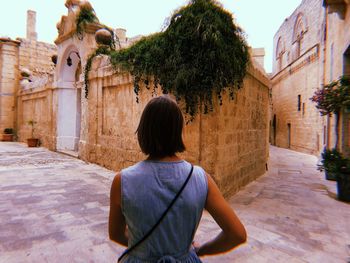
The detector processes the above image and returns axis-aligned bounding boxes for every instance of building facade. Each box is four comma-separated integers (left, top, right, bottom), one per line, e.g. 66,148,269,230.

0,10,56,135
271,0,350,157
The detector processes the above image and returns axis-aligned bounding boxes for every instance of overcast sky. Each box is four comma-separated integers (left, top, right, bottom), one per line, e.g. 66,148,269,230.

0,0,302,72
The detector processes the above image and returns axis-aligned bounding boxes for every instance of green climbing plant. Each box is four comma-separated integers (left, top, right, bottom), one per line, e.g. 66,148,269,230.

75,4,99,38
84,0,250,118
84,46,111,98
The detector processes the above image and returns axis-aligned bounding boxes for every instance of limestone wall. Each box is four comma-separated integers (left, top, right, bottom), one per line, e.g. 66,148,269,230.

16,82,57,150
14,39,56,147
271,0,326,155
79,56,270,197
324,5,350,157
272,0,350,156
0,35,56,142
0,39,20,133
18,39,56,76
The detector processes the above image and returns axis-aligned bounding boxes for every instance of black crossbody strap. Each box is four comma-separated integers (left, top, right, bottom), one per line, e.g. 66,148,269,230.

118,164,194,262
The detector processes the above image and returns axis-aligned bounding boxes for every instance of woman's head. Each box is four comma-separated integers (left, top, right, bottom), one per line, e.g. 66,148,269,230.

137,95,185,158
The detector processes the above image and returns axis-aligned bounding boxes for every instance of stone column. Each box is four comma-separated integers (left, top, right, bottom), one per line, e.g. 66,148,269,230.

26,10,38,41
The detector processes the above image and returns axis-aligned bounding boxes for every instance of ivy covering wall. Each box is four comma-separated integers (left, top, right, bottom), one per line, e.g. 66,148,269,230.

84,0,250,118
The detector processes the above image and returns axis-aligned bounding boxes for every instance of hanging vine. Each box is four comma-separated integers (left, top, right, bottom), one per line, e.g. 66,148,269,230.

84,0,250,117
75,3,99,39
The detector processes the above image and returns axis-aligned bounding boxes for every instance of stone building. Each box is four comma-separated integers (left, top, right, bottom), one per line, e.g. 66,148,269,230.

1,1,270,197
0,10,57,135
323,0,350,157
271,0,350,157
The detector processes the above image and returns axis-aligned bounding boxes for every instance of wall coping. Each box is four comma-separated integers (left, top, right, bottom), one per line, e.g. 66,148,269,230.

87,54,271,90
271,44,320,84
54,23,103,45
0,38,20,46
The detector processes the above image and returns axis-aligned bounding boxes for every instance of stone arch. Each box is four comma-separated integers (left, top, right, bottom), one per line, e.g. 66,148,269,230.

56,44,82,153
58,45,81,82
292,13,308,58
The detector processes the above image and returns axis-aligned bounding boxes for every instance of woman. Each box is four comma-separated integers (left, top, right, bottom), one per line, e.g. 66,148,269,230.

109,96,246,262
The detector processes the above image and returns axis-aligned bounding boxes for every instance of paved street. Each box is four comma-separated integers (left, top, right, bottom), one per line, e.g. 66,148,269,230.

0,142,349,262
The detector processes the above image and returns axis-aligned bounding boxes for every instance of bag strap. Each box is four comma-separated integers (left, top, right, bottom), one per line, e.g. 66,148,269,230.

118,164,194,262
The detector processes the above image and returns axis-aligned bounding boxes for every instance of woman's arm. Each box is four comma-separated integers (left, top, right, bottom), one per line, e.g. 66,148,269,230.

195,174,247,256
109,172,128,246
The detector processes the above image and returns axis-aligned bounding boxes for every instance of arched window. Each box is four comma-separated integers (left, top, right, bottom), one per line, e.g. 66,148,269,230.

292,13,307,59
276,37,285,71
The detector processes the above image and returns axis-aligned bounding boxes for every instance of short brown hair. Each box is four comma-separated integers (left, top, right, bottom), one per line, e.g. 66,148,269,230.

136,96,185,158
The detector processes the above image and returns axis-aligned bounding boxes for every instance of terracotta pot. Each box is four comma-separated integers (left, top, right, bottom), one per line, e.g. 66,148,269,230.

2,134,13,141
27,138,39,147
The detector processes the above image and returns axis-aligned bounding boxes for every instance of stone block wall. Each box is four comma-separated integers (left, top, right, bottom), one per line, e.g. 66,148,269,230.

18,39,56,75
272,0,324,73
16,83,57,150
271,0,327,155
0,39,20,133
0,35,56,141
324,5,350,156
79,57,270,197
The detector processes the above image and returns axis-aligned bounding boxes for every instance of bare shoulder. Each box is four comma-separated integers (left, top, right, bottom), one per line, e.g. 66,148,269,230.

110,172,122,205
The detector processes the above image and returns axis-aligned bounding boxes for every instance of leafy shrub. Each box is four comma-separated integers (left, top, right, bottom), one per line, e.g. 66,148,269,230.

85,0,250,119
318,148,343,173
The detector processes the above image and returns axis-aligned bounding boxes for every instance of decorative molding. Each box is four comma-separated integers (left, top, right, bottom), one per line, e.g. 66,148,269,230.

0,92,14,96
271,44,320,84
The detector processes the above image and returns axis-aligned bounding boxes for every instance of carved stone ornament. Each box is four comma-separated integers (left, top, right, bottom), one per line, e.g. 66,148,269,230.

95,29,112,46
20,68,32,78
65,0,81,9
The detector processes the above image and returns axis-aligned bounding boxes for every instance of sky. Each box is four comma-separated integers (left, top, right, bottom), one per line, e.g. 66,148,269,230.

0,0,302,73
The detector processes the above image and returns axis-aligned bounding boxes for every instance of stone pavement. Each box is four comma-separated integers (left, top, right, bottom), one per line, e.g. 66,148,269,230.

0,142,349,263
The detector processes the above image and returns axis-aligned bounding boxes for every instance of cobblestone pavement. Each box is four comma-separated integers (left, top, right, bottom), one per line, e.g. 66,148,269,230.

0,142,349,263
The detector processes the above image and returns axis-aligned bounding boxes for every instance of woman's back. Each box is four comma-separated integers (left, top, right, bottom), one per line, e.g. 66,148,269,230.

109,96,246,262
121,160,208,262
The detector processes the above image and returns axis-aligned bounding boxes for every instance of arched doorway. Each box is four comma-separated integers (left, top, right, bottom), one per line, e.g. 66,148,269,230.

56,46,82,155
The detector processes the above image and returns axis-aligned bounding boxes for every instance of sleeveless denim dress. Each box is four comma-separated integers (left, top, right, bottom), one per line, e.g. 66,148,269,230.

120,160,208,263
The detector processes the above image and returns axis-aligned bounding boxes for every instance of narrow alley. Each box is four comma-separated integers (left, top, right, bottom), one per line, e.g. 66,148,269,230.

0,142,349,262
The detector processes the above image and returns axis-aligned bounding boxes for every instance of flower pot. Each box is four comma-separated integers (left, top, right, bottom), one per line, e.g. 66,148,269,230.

2,134,13,141
336,174,350,202
27,138,39,147
325,170,337,181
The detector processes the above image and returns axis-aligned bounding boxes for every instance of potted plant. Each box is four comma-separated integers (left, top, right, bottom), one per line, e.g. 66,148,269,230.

2,128,14,141
318,148,342,181
336,157,350,202
27,120,39,147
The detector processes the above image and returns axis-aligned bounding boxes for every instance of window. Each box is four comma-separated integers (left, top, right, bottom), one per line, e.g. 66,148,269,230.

298,95,301,111
293,13,307,59
276,37,285,72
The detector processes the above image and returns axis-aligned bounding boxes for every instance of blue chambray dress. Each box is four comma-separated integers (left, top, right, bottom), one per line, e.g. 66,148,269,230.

120,160,208,263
